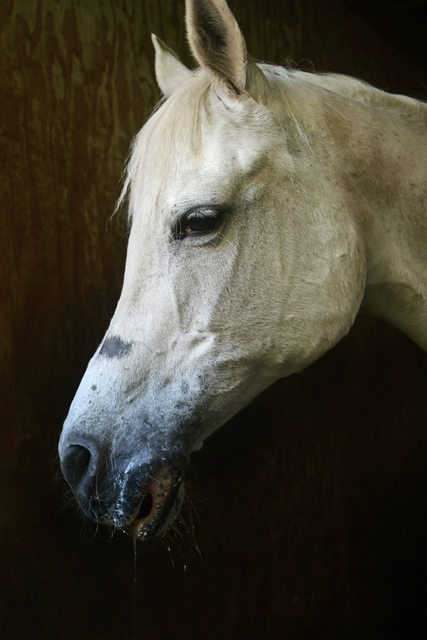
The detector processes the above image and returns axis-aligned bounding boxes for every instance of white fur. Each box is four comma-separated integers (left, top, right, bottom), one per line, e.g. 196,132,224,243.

59,0,427,528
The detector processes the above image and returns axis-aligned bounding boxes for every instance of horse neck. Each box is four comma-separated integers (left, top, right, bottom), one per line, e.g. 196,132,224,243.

268,68,427,349
356,100,427,350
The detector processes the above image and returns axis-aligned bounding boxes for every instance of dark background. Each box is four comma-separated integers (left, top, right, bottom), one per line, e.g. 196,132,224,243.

1,0,427,638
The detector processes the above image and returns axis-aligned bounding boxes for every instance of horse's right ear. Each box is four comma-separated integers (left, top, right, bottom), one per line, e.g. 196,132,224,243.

185,0,268,103
152,34,192,98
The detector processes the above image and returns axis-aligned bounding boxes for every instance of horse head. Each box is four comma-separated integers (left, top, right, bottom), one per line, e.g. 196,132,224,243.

59,0,368,539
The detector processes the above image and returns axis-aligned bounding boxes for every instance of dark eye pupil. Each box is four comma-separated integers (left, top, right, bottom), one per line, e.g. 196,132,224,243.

184,215,218,234
175,207,223,239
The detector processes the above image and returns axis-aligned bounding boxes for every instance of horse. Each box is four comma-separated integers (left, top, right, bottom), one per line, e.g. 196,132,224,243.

59,0,427,541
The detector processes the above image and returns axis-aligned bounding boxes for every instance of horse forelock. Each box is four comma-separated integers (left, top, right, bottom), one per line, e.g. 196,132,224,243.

116,72,214,225
115,68,277,225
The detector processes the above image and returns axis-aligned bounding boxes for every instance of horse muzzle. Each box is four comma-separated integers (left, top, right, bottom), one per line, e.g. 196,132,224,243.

59,438,188,540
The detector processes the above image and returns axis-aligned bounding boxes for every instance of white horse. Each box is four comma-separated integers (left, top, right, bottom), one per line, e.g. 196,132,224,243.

59,0,427,540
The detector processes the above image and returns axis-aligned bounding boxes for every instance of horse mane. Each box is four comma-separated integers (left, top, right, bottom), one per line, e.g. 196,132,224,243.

260,63,427,124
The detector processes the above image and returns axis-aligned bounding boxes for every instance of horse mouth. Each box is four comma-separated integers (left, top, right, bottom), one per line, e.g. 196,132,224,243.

129,464,184,540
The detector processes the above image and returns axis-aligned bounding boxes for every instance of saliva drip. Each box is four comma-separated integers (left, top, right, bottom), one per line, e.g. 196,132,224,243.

133,538,137,640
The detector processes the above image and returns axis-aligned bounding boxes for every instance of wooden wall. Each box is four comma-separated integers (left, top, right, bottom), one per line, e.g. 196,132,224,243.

1,1,426,638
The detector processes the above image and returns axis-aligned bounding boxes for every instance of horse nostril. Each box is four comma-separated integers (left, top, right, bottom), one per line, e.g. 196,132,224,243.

136,493,153,520
62,444,92,486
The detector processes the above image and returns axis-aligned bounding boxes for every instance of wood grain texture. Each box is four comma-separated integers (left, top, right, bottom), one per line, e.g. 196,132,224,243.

1,1,426,638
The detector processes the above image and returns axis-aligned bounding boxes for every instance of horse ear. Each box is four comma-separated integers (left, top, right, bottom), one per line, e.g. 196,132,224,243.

185,0,263,95
152,34,192,98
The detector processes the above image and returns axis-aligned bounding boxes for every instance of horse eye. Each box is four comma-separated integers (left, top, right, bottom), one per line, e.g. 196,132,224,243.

177,209,221,237
184,215,217,233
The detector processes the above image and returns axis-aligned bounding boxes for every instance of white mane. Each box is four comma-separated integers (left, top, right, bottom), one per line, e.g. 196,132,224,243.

261,63,427,124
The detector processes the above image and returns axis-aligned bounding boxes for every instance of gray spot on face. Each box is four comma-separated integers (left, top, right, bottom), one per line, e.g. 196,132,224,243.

91,385,97,391
99,335,133,359
180,382,189,394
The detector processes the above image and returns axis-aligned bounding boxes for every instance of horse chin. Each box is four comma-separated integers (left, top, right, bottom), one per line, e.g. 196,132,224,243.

128,464,185,541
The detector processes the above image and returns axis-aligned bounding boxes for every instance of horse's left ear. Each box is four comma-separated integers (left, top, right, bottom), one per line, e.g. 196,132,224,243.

152,34,192,98
186,0,266,97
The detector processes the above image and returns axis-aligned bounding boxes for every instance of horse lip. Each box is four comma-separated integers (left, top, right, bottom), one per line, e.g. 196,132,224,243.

128,463,184,540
